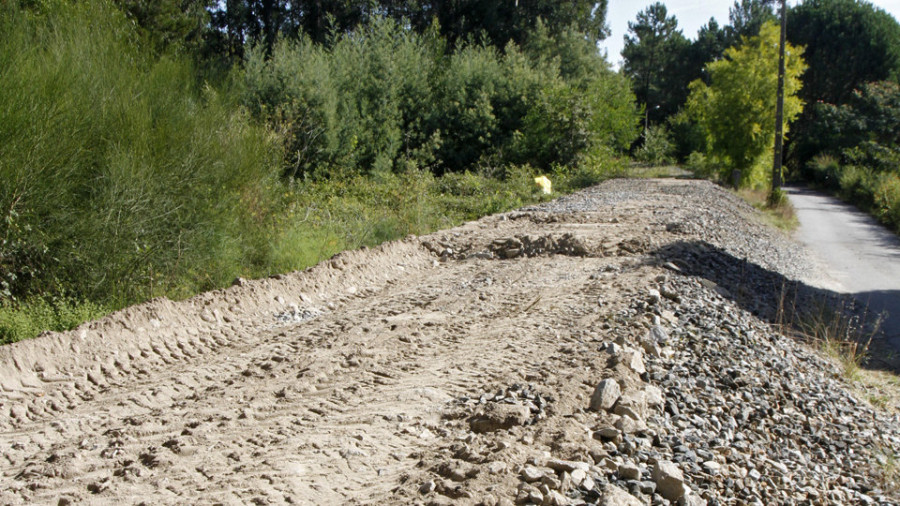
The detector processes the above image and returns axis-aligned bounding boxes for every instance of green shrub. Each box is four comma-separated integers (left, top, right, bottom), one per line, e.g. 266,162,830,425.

553,148,626,191
0,297,109,345
0,1,281,304
635,125,675,166
808,154,842,189
241,17,639,177
873,172,900,229
685,151,717,178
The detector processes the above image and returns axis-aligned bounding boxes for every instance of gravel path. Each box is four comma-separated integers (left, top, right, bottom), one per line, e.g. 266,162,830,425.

1,178,897,505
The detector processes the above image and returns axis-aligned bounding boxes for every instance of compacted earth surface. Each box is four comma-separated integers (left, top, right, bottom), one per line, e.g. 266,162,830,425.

1,178,898,505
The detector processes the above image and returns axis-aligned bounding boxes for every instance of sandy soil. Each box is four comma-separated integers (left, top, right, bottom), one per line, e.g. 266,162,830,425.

0,179,891,505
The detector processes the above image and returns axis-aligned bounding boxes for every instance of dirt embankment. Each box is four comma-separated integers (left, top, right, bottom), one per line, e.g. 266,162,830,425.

1,179,897,505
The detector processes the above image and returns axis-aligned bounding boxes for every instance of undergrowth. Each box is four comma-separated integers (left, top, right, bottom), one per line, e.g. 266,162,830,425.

0,160,624,344
777,288,884,383
737,187,799,231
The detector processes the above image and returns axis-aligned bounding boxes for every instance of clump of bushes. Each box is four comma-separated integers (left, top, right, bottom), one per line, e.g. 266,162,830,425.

240,19,639,178
808,155,900,232
0,3,281,310
0,1,639,343
803,82,900,232
634,125,675,166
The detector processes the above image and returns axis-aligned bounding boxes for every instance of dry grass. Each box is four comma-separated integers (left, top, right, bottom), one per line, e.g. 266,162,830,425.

737,187,799,231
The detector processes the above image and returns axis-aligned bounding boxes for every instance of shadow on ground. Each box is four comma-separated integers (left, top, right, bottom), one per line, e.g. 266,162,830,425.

651,240,900,372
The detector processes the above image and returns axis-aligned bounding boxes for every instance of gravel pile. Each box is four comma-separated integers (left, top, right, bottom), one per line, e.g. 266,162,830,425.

413,178,900,505
490,278,900,505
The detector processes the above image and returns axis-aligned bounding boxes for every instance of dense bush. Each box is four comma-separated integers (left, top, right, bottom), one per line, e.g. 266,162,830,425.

686,22,806,188
0,2,282,304
0,2,638,343
634,125,675,166
808,155,900,232
240,18,640,177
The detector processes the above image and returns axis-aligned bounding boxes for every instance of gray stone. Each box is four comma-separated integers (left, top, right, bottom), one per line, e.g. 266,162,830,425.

595,426,621,440
521,465,545,482
615,415,648,435
545,490,569,506
640,338,662,358
702,461,721,475
546,458,590,473
652,461,687,501
618,462,642,480
590,379,621,412
570,468,587,487
639,481,657,495
419,480,436,494
620,349,646,375
648,326,669,344
599,484,643,506
488,461,507,474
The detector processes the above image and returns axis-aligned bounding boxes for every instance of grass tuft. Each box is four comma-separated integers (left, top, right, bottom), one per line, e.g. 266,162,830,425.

737,187,798,231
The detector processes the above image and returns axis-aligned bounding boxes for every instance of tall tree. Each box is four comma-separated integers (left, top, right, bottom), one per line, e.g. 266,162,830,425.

725,0,777,45
687,22,806,187
622,2,687,128
208,0,375,57
788,0,900,107
690,18,728,79
786,0,900,168
206,0,609,58
409,0,609,50
113,0,213,55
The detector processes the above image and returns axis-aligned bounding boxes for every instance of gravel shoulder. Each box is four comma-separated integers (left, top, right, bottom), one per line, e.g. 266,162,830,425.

1,178,898,505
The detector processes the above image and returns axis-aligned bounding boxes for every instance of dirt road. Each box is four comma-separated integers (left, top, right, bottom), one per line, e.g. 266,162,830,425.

786,186,900,347
1,179,898,505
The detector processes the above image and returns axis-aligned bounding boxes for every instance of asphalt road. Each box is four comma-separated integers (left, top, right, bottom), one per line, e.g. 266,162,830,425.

786,186,900,349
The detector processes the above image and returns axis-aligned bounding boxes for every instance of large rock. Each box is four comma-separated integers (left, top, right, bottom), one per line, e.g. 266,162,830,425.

590,379,621,411
614,390,650,420
652,461,687,501
619,349,645,375
469,403,531,433
599,484,643,506
648,325,669,344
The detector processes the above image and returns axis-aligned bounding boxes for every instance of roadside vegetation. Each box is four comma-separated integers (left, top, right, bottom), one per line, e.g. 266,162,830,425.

4,0,900,347
0,0,635,343
624,0,900,231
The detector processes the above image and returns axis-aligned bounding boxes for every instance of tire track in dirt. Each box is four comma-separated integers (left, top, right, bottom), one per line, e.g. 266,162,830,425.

7,179,886,505
1,214,631,504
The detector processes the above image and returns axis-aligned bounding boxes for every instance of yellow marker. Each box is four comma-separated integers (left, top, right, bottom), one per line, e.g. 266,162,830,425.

534,175,552,194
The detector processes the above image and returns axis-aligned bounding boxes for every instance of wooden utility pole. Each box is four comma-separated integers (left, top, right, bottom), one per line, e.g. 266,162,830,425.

771,0,787,200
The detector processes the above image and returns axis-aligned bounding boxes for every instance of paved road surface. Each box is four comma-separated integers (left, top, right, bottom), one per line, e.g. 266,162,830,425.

786,186,900,348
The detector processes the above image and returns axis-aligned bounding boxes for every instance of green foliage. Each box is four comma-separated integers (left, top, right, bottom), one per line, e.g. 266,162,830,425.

1,1,637,343
808,154,842,188
0,1,281,303
241,18,639,176
622,2,691,127
787,0,900,170
800,82,900,174
402,0,610,50
634,125,674,166
0,297,109,345
687,22,806,187
789,0,900,107
725,0,777,44
112,0,213,56
207,0,609,57
808,156,900,233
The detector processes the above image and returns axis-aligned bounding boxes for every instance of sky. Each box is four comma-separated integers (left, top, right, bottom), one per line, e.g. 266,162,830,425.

599,0,900,67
